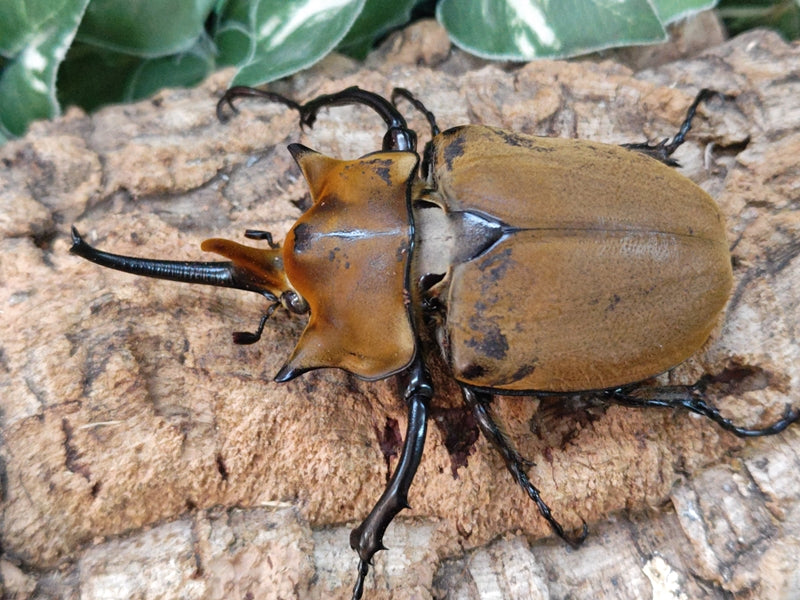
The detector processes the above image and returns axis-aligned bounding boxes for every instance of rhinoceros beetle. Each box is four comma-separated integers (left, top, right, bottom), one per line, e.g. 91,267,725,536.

70,86,799,599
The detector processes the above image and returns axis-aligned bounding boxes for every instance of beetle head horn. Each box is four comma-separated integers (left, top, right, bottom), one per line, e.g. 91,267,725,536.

200,238,304,311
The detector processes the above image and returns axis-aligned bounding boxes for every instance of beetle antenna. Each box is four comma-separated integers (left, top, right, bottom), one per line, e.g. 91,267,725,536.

232,302,279,345
462,386,589,547
216,86,302,122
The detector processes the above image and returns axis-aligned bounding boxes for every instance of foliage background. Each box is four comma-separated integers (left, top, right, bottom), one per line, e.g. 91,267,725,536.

1,0,798,142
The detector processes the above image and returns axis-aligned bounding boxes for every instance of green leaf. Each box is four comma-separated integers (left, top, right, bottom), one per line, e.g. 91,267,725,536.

215,0,366,87
718,0,800,40
0,0,89,137
337,0,417,59
125,35,216,101
652,0,718,23
56,42,139,111
58,36,216,112
75,0,218,57
437,0,668,60
0,0,78,56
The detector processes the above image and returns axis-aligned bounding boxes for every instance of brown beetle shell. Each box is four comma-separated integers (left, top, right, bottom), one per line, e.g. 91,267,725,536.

279,146,419,380
426,126,733,392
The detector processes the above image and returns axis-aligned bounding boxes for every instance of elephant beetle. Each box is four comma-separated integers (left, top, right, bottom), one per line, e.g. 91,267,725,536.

70,86,800,599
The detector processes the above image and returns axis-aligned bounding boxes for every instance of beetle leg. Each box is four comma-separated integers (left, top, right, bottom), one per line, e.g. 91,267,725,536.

350,358,433,600
621,89,731,166
298,86,418,152
216,86,301,122
604,385,800,437
461,387,589,547
231,302,279,345
391,87,439,179
218,85,420,152
391,88,441,137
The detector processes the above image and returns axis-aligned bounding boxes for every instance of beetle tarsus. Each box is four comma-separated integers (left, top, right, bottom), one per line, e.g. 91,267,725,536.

622,89,730,166
462,387,587,547
605,385,800,438
351,559,370,600
232,303,278,345
216,86,301,122
349,358,432,599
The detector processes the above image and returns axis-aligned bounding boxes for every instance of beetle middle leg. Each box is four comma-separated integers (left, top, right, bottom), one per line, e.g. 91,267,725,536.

461,386,589,546
603,384,800,437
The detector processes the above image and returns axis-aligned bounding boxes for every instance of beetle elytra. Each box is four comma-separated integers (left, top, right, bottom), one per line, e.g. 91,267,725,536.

71,87,800,599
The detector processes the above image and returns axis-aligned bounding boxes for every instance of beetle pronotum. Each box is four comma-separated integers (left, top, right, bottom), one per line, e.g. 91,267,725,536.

71,87,799,599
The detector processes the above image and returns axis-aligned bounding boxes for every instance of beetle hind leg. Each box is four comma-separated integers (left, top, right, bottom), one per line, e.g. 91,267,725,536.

622,89,731,166
604,384,800,437
461,387,588,547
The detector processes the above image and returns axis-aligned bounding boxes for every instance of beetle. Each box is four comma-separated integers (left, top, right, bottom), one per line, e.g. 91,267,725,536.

70,86,800,599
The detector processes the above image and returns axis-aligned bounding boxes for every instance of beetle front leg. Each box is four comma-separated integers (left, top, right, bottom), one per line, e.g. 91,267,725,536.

218,85,418,153
603,384,800,437
350,358,433,600
461,387,588,547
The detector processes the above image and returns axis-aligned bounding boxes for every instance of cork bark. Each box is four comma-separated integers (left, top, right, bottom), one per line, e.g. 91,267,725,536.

2,16,799,600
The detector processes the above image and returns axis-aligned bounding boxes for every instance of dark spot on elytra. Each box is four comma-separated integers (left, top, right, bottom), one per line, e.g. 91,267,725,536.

466,315,509,360
495,129,533,148
492,128,555,152
512,363,536,381
442,131,467,171
291,222,312,253
485,361,538,387
461,363,486,379
478,247,513,285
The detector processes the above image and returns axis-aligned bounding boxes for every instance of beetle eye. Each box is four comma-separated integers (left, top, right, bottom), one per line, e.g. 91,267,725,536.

282,290,309,314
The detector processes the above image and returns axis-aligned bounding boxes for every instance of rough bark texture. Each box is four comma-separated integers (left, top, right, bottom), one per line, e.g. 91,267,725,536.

2,16,799,600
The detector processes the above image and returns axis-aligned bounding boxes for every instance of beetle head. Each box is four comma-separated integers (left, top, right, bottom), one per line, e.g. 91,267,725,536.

199,237,307,314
